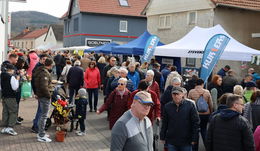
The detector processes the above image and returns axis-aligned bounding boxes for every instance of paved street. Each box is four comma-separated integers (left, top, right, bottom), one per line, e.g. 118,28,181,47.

0,93,205,151
0,95,111,151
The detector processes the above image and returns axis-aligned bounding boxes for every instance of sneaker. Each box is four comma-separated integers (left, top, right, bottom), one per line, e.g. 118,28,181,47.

89,109,93,112
16,120,22,125
1,128,7,134
31,126,38,133
17,117,24,122
76,131,86,136
6,128,18,136
37,134,50,139
75,130,81,134
37,136,52,143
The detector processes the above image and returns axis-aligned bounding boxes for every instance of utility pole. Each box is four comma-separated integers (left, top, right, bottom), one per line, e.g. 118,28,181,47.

4,0,9,60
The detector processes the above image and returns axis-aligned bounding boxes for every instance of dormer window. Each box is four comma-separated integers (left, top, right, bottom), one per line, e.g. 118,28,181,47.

119,0,129,6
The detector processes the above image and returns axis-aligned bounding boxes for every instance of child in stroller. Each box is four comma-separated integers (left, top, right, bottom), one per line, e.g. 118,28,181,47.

45,83,75,131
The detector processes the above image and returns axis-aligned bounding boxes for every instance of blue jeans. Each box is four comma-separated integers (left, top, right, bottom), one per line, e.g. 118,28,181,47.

193,114,209,151
87,88,98,110
168,144,192,151
69,87,80,104
33,100,42,129
38,98,51,137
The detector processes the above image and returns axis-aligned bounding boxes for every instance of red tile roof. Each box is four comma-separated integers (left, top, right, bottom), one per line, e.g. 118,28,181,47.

22,28,48,39
63,0,148,18
11,31,32,40
212,0,260,11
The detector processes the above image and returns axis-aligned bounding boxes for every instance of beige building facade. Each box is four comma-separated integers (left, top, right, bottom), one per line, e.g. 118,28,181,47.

145,0,260,78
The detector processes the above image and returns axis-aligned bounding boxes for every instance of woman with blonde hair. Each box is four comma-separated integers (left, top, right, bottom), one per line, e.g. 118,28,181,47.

97,56,107,79
233,85,244,96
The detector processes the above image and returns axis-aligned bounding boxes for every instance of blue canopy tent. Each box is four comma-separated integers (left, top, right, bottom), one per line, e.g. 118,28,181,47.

111,31,164,55
112,31,182,73
84,42,119,54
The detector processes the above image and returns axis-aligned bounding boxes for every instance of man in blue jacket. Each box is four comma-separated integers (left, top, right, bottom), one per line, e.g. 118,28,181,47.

217,65,230,78
160,86,200,151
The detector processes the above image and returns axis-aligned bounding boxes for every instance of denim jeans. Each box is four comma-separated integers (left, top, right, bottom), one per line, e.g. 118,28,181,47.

33,100,42,129
38,97,50,137
69,87,80,104
168,144,192,151
87,88,98,110
192,114,209,151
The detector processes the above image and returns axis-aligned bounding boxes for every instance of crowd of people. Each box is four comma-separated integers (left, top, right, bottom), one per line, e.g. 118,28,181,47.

0,49,260,151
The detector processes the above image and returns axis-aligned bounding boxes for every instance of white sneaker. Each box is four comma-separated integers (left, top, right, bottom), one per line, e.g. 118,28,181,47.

75,130,81,134
5,128,18,136
1,128,7,134
76,131,86,136
37,136,52,143
37,134,50,139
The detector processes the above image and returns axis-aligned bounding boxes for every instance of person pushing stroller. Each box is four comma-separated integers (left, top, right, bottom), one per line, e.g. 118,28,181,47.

75,88,88,136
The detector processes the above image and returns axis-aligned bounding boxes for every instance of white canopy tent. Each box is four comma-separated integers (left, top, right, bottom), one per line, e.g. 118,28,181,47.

52,46,92,51
154,25,260,61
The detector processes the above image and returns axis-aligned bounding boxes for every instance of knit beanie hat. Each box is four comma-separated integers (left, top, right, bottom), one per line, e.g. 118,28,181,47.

78,88,87,98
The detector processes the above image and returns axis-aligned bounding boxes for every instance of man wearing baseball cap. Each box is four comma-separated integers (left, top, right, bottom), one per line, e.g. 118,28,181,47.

110,91,154,151
160,87,200,151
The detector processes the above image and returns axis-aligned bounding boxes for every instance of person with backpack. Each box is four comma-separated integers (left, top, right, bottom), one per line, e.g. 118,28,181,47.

188,78,213,151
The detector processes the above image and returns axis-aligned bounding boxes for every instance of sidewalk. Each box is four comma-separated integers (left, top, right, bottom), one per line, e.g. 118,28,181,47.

0,97,111,151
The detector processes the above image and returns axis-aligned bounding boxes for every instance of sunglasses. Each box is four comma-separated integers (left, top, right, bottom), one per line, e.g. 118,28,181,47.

90,64,94,65
118,83,125,86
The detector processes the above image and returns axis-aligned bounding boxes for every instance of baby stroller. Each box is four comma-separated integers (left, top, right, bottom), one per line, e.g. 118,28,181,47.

45,83,75,132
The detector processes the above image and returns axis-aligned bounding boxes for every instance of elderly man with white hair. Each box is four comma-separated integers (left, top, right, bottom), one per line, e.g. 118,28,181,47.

111,67,134,92
161,77,182,114
145,70,160,99
248,68,260,82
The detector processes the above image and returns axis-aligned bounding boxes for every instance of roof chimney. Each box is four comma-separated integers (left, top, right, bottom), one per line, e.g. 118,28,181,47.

23,26,30,34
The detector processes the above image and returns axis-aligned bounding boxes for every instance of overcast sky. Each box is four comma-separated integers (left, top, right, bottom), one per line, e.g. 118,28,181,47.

9,0,71,17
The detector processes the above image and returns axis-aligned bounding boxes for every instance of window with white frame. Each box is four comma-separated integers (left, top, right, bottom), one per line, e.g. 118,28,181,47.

119,0,129,6
120,20,128,32
186,58,196,67
188,11,197,25
159,15,171,29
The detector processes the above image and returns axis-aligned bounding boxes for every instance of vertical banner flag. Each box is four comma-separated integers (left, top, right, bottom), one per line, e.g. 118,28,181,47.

141,35,160,64
200,34,230,82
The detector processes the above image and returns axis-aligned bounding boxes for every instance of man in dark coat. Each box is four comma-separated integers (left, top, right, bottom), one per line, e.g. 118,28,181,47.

206,94,255,151
217,65,230,78
222,70,238,93
33,58,53,142
102,56,116,95
152,63,163,91
160,87,200,150
54,52,66,80
67,60,84,104
31,54,48,133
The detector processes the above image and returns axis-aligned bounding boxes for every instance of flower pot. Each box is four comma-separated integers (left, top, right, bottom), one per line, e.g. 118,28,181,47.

56,130,66,142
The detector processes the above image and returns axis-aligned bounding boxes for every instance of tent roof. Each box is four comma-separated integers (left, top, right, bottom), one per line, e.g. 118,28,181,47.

154,24,260,61
112,31,164,55
85,42,119,54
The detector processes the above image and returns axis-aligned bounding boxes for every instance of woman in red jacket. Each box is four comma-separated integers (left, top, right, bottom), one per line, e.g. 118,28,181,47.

84,61,101,112
97,78,131,129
